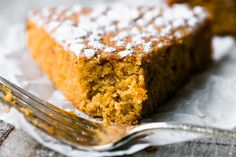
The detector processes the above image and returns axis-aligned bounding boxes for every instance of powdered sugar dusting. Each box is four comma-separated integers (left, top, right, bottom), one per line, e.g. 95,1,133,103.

28,3,209,59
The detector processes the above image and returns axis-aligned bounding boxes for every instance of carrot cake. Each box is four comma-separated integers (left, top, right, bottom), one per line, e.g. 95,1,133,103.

167,0,236,35
26,4,212,124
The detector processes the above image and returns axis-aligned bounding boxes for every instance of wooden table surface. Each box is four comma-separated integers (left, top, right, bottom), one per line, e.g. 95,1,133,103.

1,120,236,157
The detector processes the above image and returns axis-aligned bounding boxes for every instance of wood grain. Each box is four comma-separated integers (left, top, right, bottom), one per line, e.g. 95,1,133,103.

0,129,38,157
133,142,236,157
0,120,14,145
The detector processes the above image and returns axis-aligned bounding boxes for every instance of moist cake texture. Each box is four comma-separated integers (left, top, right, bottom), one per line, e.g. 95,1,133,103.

167,0,236,35
27,4,212,124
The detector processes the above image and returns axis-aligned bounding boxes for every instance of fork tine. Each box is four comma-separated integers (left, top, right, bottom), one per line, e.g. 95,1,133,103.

0,76,101,129
25,114,88,145
10,89,95,135
24,114,102,148
0,86,91,138
8,97,99,146
0,85,102,146
0,80,100,134
14,96,95,139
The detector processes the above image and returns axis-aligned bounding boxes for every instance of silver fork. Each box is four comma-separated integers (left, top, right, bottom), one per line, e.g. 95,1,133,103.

1,76,236,152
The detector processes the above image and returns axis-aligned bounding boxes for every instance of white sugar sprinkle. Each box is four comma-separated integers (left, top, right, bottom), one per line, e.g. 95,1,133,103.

137,19,148,26
51,15,58,20
132,35,145,45
69,44,86,56
146,25,156,33
104,47,116,53
45,21,60,32
155,17,168,26
61,20,74,26
65,10,74,17
84,49,96,58
92,29,105,36
118,50,133,58
67,38,84,44
130,27,140,35
176,5,194,19
118,21,130,29
41,8,51,17
194,6,208,21
157,43,164,48
73,29,88,38
88,34,102,42
126,43,136,50
55,6,66,14
151,38,160,42
172,19,186,28
174,31,183,39
116,41,125,47
88,41,105,49
160,25,172,36
187,17,199,26
143,10,160,21
71,5,82,13
105,25,116,32
53,25,75,42
118,32,129,39
141,32,151,38
193,6,205,15
112,31,129,41
65,38,84,47
138,54,144,57
36,18,44,26
143,42,153,53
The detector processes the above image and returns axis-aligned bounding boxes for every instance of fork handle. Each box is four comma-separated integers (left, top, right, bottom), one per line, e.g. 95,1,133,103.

126,122,236,140
111,122,236,150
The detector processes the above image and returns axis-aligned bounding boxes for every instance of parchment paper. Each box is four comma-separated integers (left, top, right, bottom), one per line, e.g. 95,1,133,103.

1,0,236,156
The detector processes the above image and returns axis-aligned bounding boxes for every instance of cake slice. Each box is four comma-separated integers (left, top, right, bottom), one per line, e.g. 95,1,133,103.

167,0,236,35
26,4,212,124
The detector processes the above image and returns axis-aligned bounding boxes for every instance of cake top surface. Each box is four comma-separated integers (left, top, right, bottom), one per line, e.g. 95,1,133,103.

28,3,208,59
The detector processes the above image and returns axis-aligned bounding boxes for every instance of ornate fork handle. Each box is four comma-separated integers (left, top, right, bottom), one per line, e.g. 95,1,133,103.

135,122,236,138
112,122,236,149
